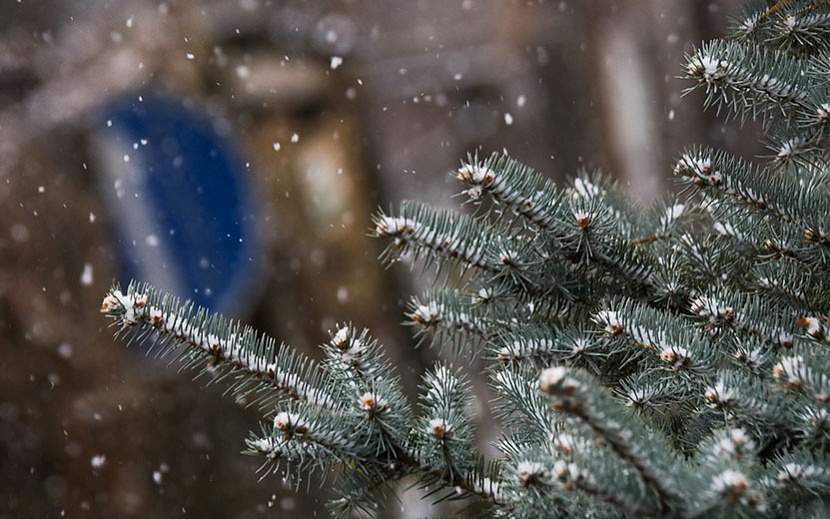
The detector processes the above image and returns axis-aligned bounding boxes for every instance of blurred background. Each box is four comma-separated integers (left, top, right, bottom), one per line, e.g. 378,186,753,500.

0,0,758,517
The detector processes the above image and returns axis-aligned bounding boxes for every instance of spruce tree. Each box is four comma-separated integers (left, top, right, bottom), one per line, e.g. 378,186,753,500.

100,1,830,517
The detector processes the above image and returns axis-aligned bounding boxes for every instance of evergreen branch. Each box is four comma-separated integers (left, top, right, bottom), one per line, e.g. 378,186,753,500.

491,325,610,375
414,365,477,477
594,299,718,377
674,148,788,222
729,338,780,377
690,427,766,515
617,371,696,418
326,476,395,519
730,0,777,42
648,245,696,308
734,0,830,56
373,201,501,274
793,405,830,445
561,195,651,279
690,292,801,348
702,372,796,438
405,290,495,354
248,405,357,476
491,367,558,446
322,325,414,459
758,227,830,274
698,427,757,465
766,123,830,173
547,430,677,517
499,452,654,518
539,366,686,516
773,350,830,403
684,39,812,122
410,364,503,505
456,152,564,235
555,461,650,518
672,232,734,289
773,10,830,53
764,450,830,506
458,154,655,288
482,242,581,305
496,454,571,518
798,315,830,345
101,282,333,409
374,199,581,305
633,201,687,245
752,260,814,309
694,467,765,517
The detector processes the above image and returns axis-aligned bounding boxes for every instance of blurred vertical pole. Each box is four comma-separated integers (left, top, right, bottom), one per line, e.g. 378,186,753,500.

581,0,753,201
586,1,666,202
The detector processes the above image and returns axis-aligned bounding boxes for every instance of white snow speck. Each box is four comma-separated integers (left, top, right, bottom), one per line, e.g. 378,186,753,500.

517,94,526,108
186,52,195,60
126,17,133,28
57,343,73,359
114,178,125,199
337,286,349,302
280,496,296,511
38,185,45,193
273,142,281,151
10,223,29,242
152,462,170,484
668,109,675,121
80,263,94,286
91,454,106,469
290,133,299,143
330,56,343,69
235,65,250,78
89,212,96,223
146,234,160,247
504,113,514,125
123,154,130,163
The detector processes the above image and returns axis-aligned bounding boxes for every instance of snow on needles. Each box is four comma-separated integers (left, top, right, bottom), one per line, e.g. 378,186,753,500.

101,284,332,408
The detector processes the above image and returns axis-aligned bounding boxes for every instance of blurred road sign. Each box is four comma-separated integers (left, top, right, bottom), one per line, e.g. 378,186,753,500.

93,92,261,318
